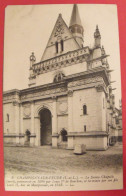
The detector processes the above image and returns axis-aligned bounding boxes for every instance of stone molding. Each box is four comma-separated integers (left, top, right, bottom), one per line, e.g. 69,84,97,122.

21,86,67,101
52,133,59,137
3,89,20,103
3,67,109,104
67,131,109,137
4,134,25,137
95,84,108,94
35,103,53,117
57,113,68,116
12,101,20,106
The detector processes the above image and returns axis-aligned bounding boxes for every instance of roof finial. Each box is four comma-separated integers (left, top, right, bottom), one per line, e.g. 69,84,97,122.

94,25,101,38
94,25,101,47
30,52,36,67
101,45,106,55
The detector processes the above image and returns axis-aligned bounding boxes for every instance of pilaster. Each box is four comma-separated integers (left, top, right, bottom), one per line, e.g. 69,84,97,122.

30,101,35,146
19,103,24,145
68,90,73,132
52,96,58,147
35,116,40,146
67,90,74,149
13,101,20,144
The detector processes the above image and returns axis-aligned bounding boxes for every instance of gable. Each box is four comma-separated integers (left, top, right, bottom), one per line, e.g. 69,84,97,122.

41,14,81,61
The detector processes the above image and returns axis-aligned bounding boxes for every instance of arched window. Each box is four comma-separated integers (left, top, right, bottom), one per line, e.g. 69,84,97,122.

61,129,67,142
83,105,87,115
54,72,65,82
55,42,58,53
58,74,61,81
6,114,9,122
61,40,64,52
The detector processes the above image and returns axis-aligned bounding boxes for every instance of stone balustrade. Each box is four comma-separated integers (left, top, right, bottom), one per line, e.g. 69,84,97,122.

31,47,90,77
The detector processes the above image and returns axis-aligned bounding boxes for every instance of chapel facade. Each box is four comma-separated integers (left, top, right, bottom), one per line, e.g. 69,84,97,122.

3,4,121,150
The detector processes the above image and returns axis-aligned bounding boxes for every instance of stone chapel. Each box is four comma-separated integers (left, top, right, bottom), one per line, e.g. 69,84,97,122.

3,4,121,150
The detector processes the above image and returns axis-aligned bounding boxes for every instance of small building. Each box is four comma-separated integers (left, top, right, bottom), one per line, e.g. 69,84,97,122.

3,4,122,150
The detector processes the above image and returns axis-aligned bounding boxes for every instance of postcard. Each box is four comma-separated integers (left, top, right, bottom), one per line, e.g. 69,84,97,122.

3,4,123,191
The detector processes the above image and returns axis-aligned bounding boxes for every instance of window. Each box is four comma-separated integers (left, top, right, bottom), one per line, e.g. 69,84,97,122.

55,42,58,53
61,40,64,52
61,129,67,142
55,40,64,53
6,114,9,122
84,125,86,132
83,105,87,115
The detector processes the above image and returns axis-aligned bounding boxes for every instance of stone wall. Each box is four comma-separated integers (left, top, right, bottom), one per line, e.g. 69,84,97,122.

33,61,87,87
72,88,106,133
3,103,15,136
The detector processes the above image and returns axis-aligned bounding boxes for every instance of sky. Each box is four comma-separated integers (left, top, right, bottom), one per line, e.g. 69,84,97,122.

3,4,121,107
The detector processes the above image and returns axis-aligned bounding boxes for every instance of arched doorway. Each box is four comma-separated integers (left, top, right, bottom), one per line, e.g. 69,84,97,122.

24,130,31,146
25,129,31,142
39,108,52,145
61,129,67,142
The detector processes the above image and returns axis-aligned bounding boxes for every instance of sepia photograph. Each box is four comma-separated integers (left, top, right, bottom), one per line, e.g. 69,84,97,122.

3,4,123,191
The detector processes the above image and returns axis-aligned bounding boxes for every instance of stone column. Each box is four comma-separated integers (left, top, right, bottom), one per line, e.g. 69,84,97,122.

52,96,58,148
30,101,35,146
20,103,24,145
67,90,74,149
13,101,20,144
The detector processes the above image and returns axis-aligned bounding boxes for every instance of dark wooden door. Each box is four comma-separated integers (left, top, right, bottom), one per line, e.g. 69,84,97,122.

40,109,52,145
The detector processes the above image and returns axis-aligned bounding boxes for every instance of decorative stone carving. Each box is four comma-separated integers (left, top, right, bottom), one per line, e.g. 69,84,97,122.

13,101,19,106
22,95,26,99
3,95,15,101
95,85,104,92
23,105,31,117
67,90,73,97
21,86,67,101
68,76,103,88
32,47,89,76
58,102,68,113
54,20,64,37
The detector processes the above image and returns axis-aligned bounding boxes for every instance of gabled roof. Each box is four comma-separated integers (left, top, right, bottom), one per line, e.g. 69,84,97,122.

41,13,80,61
